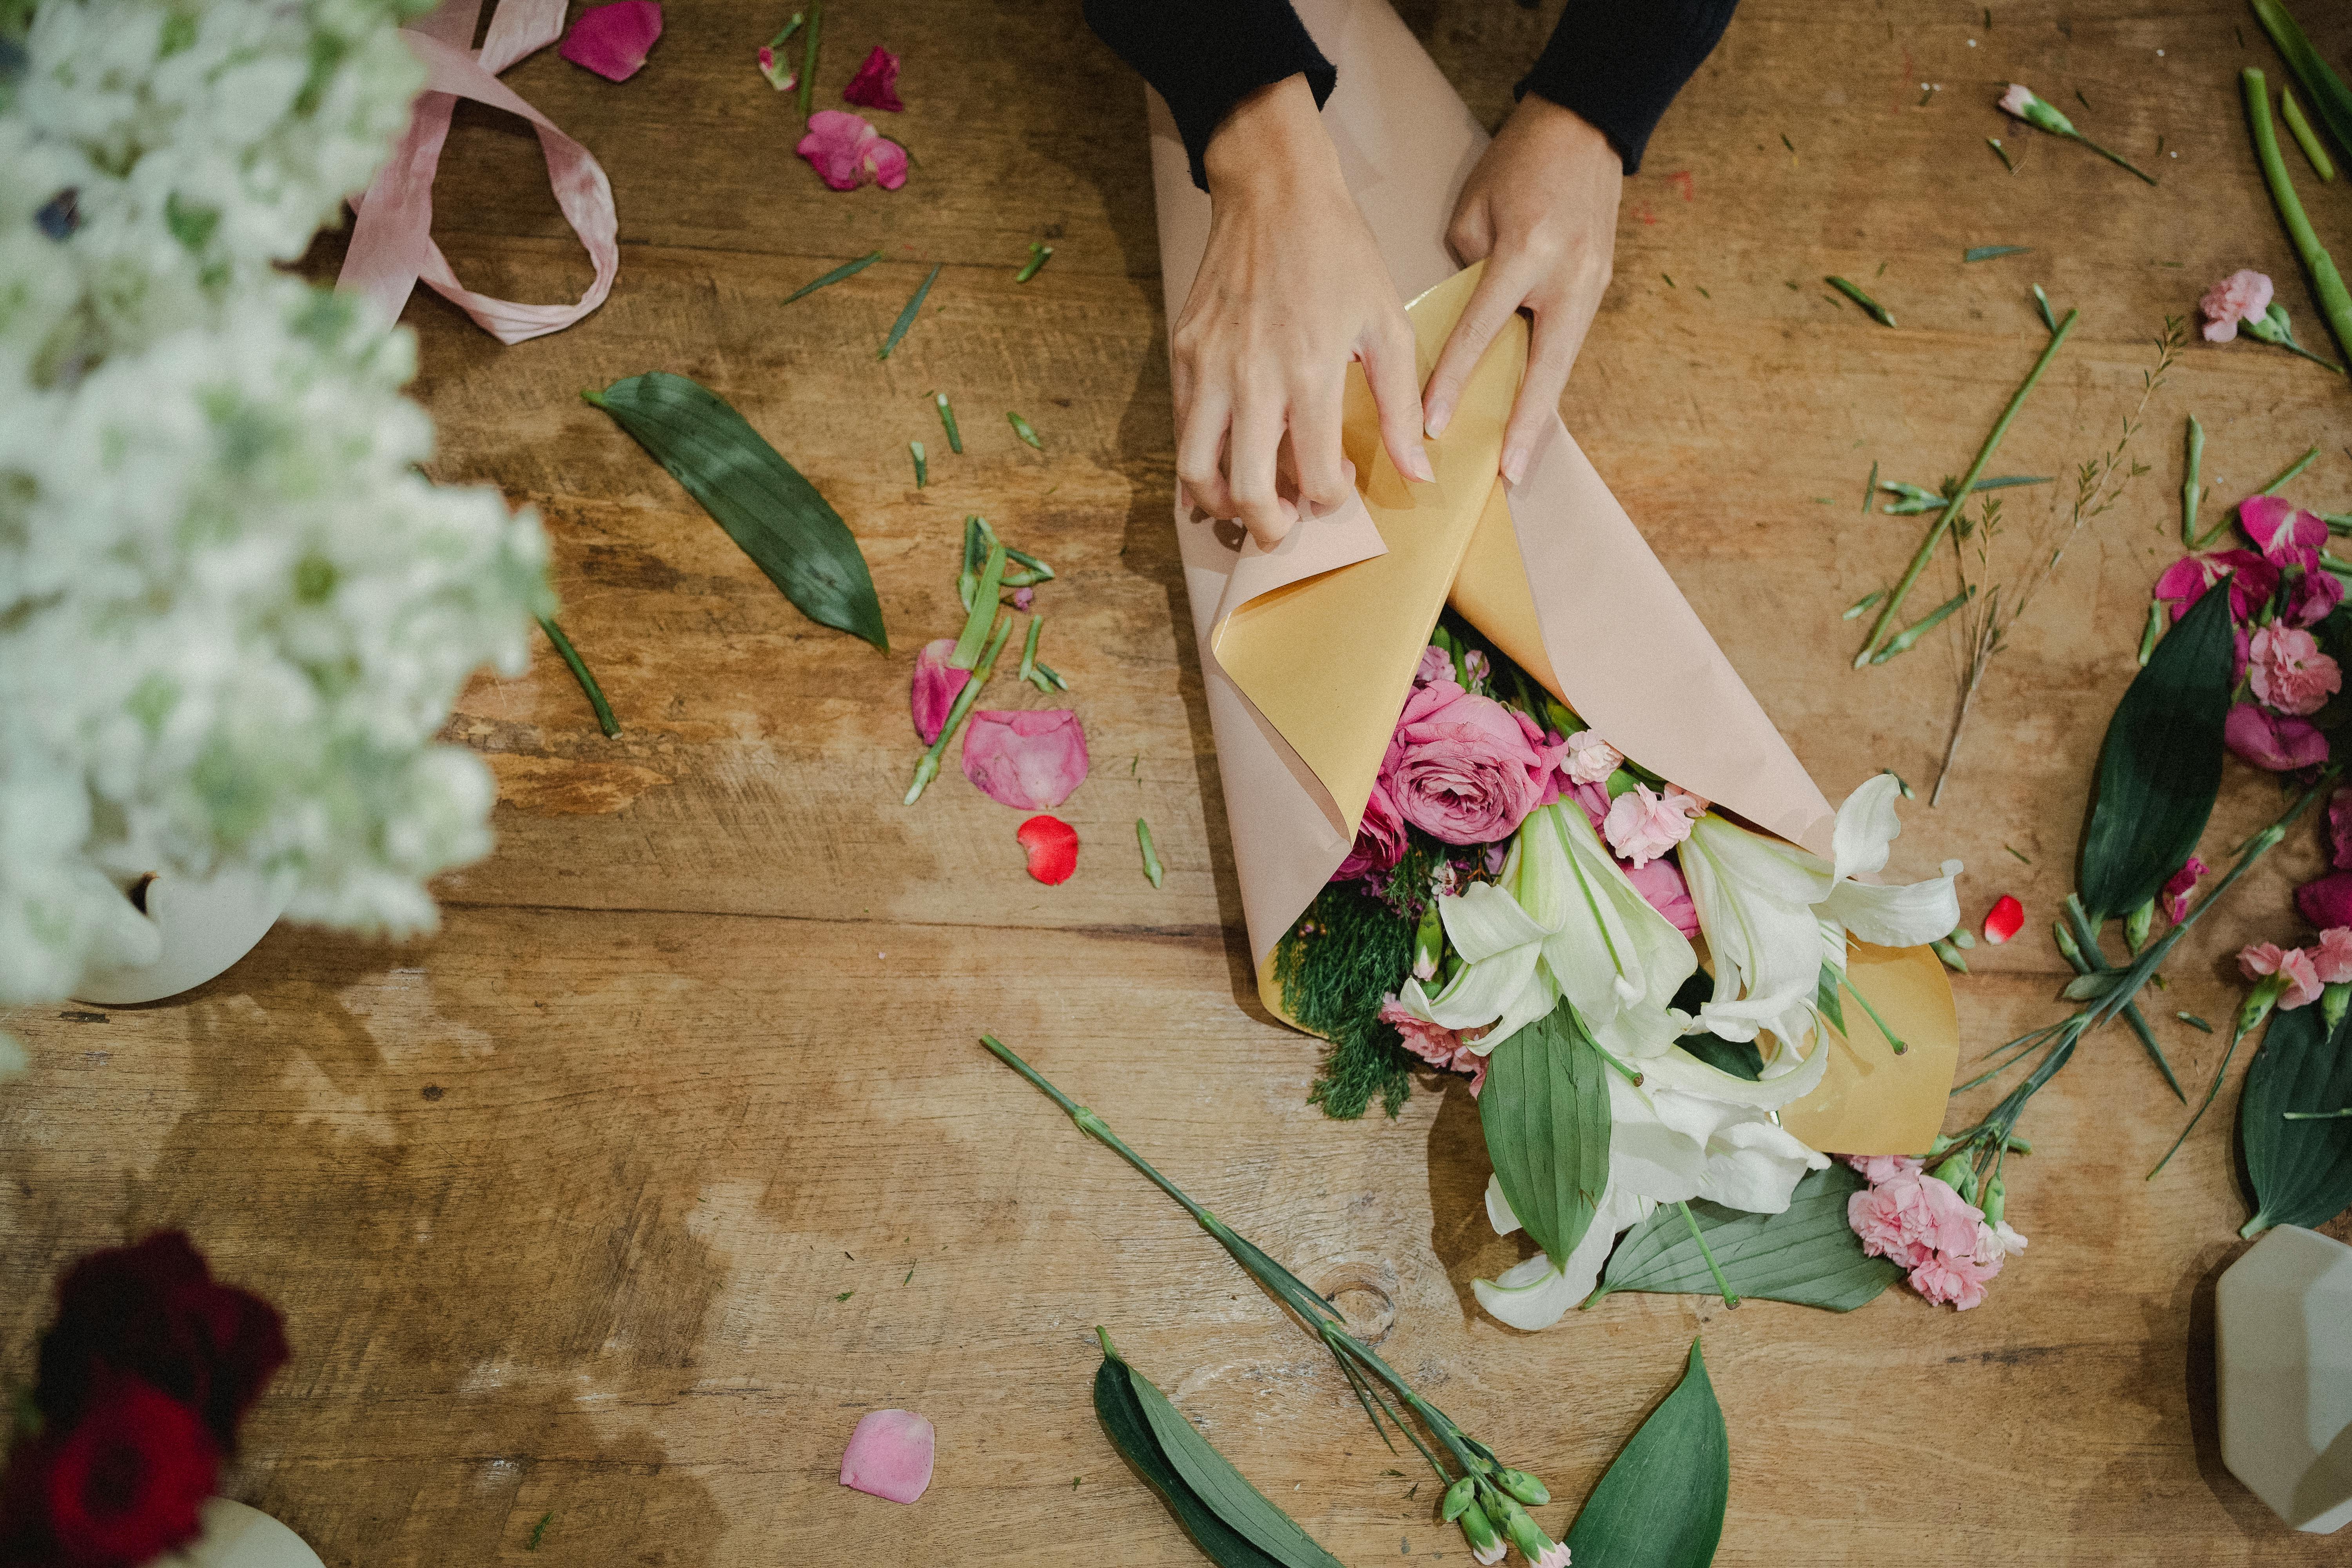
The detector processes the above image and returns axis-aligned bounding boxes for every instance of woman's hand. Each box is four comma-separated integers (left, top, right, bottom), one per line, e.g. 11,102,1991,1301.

1423,94,1622,485
1178,73,1434,549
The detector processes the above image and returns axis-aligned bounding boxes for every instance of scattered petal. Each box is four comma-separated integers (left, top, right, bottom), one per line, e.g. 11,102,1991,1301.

1018,815,1079,884
2225,701,2330,771
962,709,1089,808
757,44,798,92
842,45,904,112
561,0,663,82
2297,869,2352,930
911,639,969,745
1982,895,2024,944
840,1409,934,1503
797,109,908,192
2161,857,2207,923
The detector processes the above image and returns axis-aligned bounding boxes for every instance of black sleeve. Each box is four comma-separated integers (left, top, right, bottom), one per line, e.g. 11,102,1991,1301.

1082,0,1336,191
1519,0,1739,175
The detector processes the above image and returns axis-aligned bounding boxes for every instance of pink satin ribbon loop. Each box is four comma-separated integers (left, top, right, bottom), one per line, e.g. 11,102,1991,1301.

339,0,618,345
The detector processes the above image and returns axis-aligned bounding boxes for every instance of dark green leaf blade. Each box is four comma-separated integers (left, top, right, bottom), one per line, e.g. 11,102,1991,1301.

878,263,942,360
1564,1339,1730,1568
2253,0,2352,160
1089,1346,1305,1568
2241,1003,2352,1234
1128,1366,1348,1568
1479,1000,1612,1264
585,372,887,650
1964,244,2032,262
1592,1163,1901,1311
784,249,880,304
2077,582,2233,919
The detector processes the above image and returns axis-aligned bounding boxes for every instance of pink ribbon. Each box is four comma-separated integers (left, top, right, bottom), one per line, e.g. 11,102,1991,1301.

339,0,618,344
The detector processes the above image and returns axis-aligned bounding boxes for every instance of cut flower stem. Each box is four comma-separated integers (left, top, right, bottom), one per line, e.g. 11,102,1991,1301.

538,616,619,737
2245,69,2352,370
905,614,1010,804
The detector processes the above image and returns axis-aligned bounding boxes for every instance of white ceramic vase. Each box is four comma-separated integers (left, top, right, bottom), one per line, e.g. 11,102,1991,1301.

2216,1224,2352,1534
72,867,287,1007
161,1500,324,1568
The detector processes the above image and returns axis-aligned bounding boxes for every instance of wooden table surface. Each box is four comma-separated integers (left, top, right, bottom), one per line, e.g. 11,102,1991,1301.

9,1,2352,1562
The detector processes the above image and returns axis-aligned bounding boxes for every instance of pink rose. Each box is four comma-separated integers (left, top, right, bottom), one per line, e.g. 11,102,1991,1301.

2249,626,2341,715
2225,702,2329,772
1845,1153,1924,1185
910,638,969,744
1383,685,1551,845
1561,729,1623,786
2239,494,2328,569
2298,871,2352,931
1602,783,1702,869
1909,1249,2000,1310
2308,927,2352,985
2199,269,2275,343
1624,853,1699,936
1335,778,1408,881
2153,549,2278,623
960,709,1089,809
1378,999,1488,1095
2160,857,2206,924
2240,941,2323,1009
1414,645,1455,687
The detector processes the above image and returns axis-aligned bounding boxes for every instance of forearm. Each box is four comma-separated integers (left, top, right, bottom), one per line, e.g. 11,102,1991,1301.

1083,0,1335,190
1519,0,1739,174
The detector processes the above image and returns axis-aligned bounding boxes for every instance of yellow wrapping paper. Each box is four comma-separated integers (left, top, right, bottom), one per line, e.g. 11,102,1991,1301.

1147,0,1959,1153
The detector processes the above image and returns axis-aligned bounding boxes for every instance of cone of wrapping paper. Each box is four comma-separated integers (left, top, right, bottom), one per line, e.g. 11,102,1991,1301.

1143,0,1956,1154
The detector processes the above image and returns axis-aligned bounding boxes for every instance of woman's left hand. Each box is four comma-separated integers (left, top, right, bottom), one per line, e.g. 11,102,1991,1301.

1422,94,1623,485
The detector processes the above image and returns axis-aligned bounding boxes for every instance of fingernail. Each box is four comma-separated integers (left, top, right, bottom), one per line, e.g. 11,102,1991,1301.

1501,447,1526,486
1407,446,1436,483
1425,401,1452,438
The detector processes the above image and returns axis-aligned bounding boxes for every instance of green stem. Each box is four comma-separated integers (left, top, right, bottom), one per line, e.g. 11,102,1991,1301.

1857,310,2077,664
796,0,821,119
537,617,619,738
1840,971,1908,1054
1677,1201,1740,1308
2261,445,2323,495
2246,69,2352,370
2180,415,2203,549
2282,1107,2352,1118
2282,84,2337,181
2147,1000,2267,1179
906,615,1010,804
2069,132,2158,185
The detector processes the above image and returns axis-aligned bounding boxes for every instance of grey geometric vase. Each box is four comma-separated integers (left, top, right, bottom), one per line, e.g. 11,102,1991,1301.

2216,1224,2352,1534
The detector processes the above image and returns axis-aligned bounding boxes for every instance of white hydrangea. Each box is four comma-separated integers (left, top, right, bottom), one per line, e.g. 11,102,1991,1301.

1,0,553,1017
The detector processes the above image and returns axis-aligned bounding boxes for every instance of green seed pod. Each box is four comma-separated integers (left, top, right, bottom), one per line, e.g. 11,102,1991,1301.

1495,1468,1551,1506
1440,1476,1476,1523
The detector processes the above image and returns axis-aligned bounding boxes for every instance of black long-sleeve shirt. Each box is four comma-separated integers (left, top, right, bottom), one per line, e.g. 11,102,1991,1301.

1085,0,1738,190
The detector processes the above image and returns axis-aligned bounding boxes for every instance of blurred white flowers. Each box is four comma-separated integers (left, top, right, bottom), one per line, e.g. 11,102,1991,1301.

1,0,551,1018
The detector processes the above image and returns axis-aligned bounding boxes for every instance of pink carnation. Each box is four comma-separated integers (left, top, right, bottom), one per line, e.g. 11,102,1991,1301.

2240,941,2324,1010
1383,684,1553,845
2160,857,2206,924
797,109,908,191
1844,1152,1923,1185
1414,645,1454,687
2307,927,2352,985
1998,83,2036,118
2248,625,2341,716
1561,729,1623,786
2200,269,2274,343
1847,1171,1982,1271
1378,998,1488,1095
1602,783,1703,869
1335,778,1408,881
2225,702,2330,772
1909,1248,2002,1310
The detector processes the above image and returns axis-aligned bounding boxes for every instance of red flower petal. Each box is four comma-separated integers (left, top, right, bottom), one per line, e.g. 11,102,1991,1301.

1982,895,2023,945
1017,815,1078,884
561,0,662,82
842,45,905,112
36,1374,218,1562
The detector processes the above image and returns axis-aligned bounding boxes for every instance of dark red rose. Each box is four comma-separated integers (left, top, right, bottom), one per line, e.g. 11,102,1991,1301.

0,1373,218,1567
34,1234,287,1453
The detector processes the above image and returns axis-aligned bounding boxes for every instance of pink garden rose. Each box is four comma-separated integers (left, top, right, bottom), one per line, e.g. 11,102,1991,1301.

1602,783,1703,869
1382,682,1557,845
2308,927,2352,985
960,709,1089,809
2225,702,2329,772
910,639,968,744
1335,777,1408,881
2153,549,2279,624
2200,269,2275,343
798,109,908,191
2160,857,2206,923
1378,998,1487,1095
2247,625,2341,715
2240,942,2323,1010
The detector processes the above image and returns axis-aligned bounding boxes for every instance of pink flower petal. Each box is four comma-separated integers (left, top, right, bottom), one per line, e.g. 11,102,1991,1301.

842,45,905,112
840,1409,934,1503
911,639,969,745
1018,815,1079,884
561,0,662,82
2225,702,2330,772
962,709,1089,809
797,109,907,192
2239,494,2328,566
2330,785,2352,869
2297,869,2352,931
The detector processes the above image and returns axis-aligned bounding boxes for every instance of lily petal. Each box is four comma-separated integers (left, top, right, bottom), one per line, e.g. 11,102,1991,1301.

1820,857,1962,947
1830,771,1904,882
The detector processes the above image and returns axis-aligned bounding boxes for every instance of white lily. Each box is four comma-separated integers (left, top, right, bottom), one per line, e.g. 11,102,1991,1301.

1472,1070,1829,1330
1394,802,1696,1063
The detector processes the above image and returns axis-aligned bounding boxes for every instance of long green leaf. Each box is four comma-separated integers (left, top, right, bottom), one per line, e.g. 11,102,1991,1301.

2076,583,2232,919
2253,0,2352,159
1590,1163,1900,1311
1480,1000,1611,1265
584,373,886,649
1092,1341,1323,1568
1129,1368,1348,1568
2240,1002,2352,1235
878,264,941,360
1563,1339,1730,1568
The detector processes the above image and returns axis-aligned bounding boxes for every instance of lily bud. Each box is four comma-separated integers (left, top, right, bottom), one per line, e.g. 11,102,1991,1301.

2123,899,2153,953
1441,1475,1476,1523
1458,1499,1504,1564
1413,904,1444,983
2326,981,2351,1032
1495,1468,1551,1506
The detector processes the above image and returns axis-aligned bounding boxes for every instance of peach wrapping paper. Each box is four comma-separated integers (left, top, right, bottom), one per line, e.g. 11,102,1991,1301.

1145,0,1834,975
338,0,618,343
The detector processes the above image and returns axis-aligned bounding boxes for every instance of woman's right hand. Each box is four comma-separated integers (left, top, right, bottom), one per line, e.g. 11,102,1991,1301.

1177,73,1434,550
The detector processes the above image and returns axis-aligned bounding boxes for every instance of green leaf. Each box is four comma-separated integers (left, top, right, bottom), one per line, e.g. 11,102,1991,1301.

1815,962,1847,1034
1563,1339,1730,1568
878,263,941,360
784,249,881,304
584,372,886,649
2076,582,2232,920
2240,1002,2352,1235
1093,1339,1338,1568
2060,972,2118,1002
1676,1030,1762,1081
1479,1000,1611,1265
1964,244,2032,262
2253,0,2352,160
1590,1163,1901,1311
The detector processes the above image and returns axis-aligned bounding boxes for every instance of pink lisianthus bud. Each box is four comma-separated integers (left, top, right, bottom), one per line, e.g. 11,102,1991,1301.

2225,702,2330,771
560,0,662,81
2247,625,2341,715
910,639,968,744
2239,941,2323,1009
960,709,1089,809
1622,853,1698,936
1334,779,1408,881
1560,729,1622,786
2199,269,2276,343
757,44,797,91
2238,494,2328,568
797,109,909,191
842,45,905,112
2160,857,2206,923
1601,783,1702,868
1998,83,2075,136
1998,82,2037,117
2307,927,2352,985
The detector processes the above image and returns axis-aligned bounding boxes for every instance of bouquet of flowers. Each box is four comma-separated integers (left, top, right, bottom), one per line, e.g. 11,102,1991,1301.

0,0,552,1039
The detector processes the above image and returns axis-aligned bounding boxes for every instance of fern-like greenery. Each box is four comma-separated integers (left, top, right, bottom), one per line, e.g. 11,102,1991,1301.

1273,877,1419,1119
